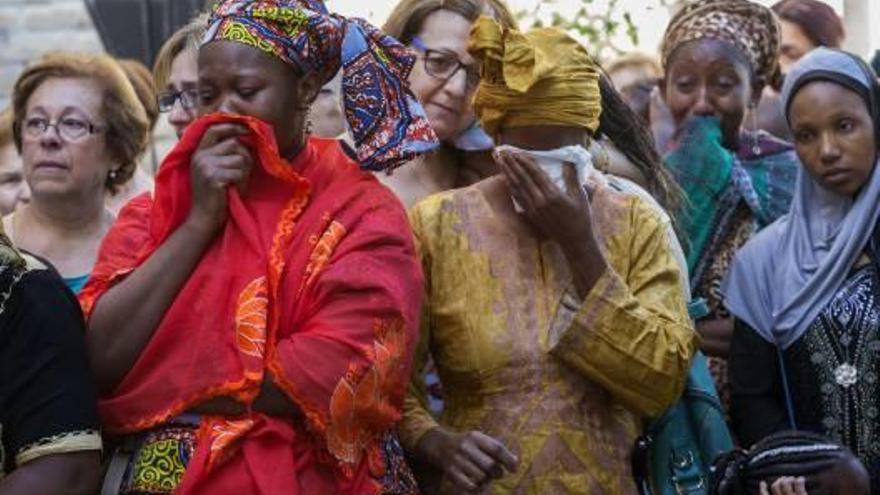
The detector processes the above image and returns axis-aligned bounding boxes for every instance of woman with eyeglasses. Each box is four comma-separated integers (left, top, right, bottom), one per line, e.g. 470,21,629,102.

153,14,206,140
380,0,518,208
91,17,209,281
3,52,149,294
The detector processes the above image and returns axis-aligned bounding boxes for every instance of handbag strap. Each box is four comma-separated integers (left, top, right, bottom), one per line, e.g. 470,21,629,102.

100,437,137,495
776,346,798,430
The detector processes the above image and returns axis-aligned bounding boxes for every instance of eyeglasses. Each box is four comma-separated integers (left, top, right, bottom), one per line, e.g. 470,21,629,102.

411,37,480,90
21,116,103,142
157,88,199,113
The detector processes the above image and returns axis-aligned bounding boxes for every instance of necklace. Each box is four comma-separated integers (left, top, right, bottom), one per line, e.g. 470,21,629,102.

823,271,871,389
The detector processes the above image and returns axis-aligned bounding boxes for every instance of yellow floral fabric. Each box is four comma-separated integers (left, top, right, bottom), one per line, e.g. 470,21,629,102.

401,177,696,494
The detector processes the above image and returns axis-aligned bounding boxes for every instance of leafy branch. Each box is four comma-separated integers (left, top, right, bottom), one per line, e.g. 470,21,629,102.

515,0,672,62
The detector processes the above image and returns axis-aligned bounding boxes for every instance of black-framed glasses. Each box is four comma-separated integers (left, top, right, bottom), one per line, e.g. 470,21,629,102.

157,88,199,112
21,116,103,142
411,36,480,90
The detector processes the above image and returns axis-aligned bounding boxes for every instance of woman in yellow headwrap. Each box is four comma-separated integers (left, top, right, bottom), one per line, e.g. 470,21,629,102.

400,17,695,494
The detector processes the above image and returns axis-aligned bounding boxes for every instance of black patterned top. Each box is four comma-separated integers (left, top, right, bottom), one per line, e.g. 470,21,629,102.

730,262,880,493
0,247,101,478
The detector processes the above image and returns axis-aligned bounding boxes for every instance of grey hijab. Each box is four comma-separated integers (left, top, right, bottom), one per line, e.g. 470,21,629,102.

722,47,880,348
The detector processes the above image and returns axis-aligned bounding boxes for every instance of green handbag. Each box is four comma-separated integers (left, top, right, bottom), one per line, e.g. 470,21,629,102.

632,351,734,495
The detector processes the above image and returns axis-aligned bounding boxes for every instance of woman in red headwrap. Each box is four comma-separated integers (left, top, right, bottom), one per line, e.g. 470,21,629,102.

79,1,437,494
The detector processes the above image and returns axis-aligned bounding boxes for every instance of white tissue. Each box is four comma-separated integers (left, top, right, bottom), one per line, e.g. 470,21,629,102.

495,144,598,213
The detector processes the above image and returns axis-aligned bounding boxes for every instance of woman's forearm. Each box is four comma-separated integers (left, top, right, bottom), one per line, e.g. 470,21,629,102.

562,235,608,301
0,452,101,495
87,220,218,395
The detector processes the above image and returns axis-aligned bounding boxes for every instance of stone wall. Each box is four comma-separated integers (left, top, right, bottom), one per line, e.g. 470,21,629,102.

0,0,178,171
0,0,104,110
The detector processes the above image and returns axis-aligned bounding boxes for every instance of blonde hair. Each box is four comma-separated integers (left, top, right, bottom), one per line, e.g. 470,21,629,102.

152,13,207,90
383,0,518,45
12,52,150,193
119,58,159,132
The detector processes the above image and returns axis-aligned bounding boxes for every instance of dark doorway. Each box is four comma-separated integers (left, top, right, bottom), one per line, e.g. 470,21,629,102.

84,0,210,68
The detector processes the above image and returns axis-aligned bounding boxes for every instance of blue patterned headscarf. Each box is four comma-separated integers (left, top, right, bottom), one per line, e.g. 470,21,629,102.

204,0,437,171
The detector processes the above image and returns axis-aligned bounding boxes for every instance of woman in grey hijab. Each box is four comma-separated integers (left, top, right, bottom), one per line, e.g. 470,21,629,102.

723,46,880,493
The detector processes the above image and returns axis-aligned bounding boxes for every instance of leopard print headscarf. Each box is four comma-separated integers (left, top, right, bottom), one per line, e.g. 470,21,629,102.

661,0,781,84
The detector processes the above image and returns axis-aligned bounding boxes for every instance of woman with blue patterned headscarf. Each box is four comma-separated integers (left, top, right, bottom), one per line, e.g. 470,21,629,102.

82,1,436,494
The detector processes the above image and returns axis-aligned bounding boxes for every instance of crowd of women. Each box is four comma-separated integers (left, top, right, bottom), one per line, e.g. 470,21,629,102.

1,0,879,494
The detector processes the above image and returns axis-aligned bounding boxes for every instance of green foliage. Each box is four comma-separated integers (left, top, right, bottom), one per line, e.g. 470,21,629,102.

514,0,671,62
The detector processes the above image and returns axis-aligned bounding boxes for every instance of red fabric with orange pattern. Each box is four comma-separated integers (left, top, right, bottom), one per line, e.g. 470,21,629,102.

80,114,423,494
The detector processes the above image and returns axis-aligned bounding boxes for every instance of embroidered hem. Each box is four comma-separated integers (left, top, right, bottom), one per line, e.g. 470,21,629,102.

15,429,102,466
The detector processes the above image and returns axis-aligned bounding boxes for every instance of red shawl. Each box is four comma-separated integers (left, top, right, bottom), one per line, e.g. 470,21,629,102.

80,114,422,494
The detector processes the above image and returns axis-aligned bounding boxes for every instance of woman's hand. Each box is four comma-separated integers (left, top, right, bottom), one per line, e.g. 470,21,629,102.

186,123,254,235
696,317,735,358
417,428,518,493
494,149,592,251
495,148,607,298
761,477,808,495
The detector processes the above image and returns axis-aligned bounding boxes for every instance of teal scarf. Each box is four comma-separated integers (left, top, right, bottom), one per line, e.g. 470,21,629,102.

664,117,799,278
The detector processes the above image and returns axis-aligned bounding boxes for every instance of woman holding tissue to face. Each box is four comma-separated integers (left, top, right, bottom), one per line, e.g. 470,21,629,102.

400,16,695,495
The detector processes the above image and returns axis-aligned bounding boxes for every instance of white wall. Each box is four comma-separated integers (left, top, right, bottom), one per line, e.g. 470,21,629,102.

843,0,880,60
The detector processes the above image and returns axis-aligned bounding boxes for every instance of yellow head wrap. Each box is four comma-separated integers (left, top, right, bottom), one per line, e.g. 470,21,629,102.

468,16,602,137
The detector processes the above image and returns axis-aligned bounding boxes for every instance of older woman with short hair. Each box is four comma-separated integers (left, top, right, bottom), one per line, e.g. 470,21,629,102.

4,52,149,293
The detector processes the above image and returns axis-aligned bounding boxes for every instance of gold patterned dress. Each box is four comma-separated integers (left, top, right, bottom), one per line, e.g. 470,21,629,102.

400,177,696,494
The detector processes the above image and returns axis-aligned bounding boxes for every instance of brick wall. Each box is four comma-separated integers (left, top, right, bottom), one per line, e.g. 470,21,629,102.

0,0,177,171
0,0,104,110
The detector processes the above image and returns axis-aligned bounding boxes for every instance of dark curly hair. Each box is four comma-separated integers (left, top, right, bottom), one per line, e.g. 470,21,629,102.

710,431,865,495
